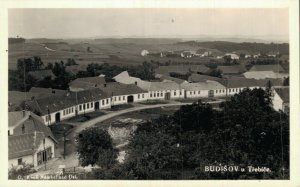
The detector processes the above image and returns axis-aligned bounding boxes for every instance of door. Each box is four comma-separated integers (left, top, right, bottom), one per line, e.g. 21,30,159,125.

208,90,214,98
165,92,171,100
95,102,100,110
55,112,60,123
127,95,134,103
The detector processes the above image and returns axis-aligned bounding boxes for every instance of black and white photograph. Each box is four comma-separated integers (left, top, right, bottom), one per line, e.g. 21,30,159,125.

0,0,299,186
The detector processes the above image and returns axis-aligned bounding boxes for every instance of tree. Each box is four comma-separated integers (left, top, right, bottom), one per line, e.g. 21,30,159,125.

8,162,36,179
209,69,222,78
76,127,118,169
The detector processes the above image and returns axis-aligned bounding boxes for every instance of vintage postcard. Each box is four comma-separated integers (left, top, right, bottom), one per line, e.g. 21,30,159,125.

0,0,299,187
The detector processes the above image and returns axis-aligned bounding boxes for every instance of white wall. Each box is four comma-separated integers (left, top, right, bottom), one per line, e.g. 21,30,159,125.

147,89,185,100
272,92,284,111
9,155,33,168
34,137,56,167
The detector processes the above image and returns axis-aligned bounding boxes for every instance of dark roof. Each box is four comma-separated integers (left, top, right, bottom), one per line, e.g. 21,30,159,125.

274,87,289,103
188,74,227,85
69,76,106,90
25,89,108,115
225,77,260,88
250,65,285,73
29,87,67,95
28,70,56,80
256,78,283,87
217,65,246,74
155,65,211,76
99,82,147,96
158,75,186,84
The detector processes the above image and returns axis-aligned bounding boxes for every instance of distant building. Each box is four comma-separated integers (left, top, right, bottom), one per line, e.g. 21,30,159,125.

141,50,149,56
155,65,211,76
224,53,239,60
69,76,106,91
217,65,246,75
8,111,57,168
243,71,289,80
249,64,285,73
272,86,289,113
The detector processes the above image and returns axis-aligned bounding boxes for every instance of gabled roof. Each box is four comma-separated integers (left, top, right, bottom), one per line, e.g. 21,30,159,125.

249,64,285,73
225,77,260,88
98,82,147,96
8,111,30,127
69,76,106,90
29,87,67,95
217,65,246,74
274,87,289,103
155,65,211,76
243,71,288,80
113,71,142,85
158,75,187,84
25,89,108,115
188,74,227,85
28,70,56,80
148,81,181,91
181,81,226,91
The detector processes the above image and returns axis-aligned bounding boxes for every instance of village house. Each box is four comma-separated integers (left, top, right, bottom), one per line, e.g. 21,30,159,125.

249,64,285,73
25,88,109,125
181,80,226,98
69,76,106,91
29,87,68,95
98,82,148,105
224,53,239,60
243,71,289,80
224,77,261,96
271,86,289,113
8,111,57,168
217,65,246,75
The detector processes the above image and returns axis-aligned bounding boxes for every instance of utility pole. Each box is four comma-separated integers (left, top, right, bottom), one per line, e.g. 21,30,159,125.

43,138,47,170
63,127,66,160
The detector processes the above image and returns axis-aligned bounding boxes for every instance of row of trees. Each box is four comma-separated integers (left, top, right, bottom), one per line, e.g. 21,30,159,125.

76,88,289,179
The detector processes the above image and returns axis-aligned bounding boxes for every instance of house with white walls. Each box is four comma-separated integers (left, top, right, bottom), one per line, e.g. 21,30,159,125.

181,80,226,98
8,111,57,168
271,86,289,113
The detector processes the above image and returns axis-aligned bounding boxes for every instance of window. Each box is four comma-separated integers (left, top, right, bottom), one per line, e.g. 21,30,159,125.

72,107,74,113
18,158,22,165
190,91,192,95
102,100,105,105
198,91,200,94
174,91,176,96
119,96,121,101
8,130,10,136
154,93,156,97
194,91,196,95
229,89,231,93
161,93,163,97
180,91,182,95
87,103,90,109
150,93,152,97
91,102,93,108
79,105,82,111
83,104,86,110
138,94,140,99
63,110,65,115
106,99,109,104
123,96,125,100
142,94,144,98
216,90,218,93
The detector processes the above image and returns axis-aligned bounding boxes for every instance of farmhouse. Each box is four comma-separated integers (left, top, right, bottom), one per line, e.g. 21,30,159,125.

181,81,226,98
69,76,106,91
8,91,49,111
243,71,289,80
188,74,226,85
98,82,148,105
8,111,57,168
271,86,289,113
25,88,109,125
249,64,285,73
217,65,246,75
225,77,261,96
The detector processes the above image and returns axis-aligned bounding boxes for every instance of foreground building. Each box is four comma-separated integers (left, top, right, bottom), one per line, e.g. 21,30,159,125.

272,86,289,113
181,80,226,98
8,111,57,168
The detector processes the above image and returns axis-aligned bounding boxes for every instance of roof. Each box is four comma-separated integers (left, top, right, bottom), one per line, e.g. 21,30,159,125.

69,76,106,90
8,111,30,127
158,75,187,84
249,65,285,73
113,71,142,85
243,71,289,80
99,82,147,96
28,70,56,80
274,87,289,103
29,87,67,95
9,132,55,159
181,81,226,91
217,65,246,74
65,65,88,75
225,77,260,88
26,88,108,115
188,74,227,85
148,81,181,91
155,65,211,76
256,78,283,87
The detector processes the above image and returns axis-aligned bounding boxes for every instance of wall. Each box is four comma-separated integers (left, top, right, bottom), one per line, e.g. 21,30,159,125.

9,155,33,168
34,137,56,167
147,89,185,100
272,91,283,111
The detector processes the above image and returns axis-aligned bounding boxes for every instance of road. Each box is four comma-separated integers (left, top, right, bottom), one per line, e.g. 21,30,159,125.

38,100,223,173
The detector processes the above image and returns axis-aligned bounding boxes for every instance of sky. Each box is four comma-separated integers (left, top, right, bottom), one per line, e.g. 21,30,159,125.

8,8,289,39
